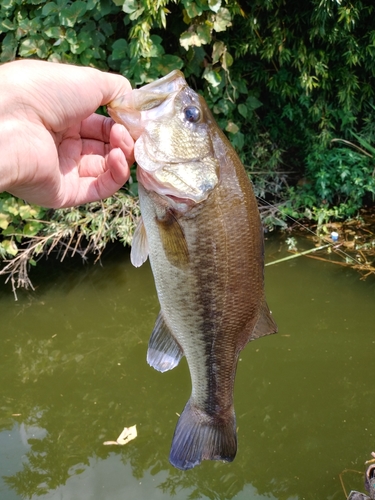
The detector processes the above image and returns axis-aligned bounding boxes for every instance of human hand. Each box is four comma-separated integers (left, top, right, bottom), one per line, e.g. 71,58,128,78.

0,59,134,208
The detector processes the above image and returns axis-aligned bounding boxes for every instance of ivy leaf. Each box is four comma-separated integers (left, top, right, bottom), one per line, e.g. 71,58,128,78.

112,38,128,60
2,239,18,257
65,28,77,44
203,68,221,87
238,103,248,119
2,198,19,216
208,0,221,13
246,95,262,110
122,0,144,19
19,205,39,220
45,26,63,38
156,54,183,74
0,213,10,230
122,0,138,14
212,41,225,64
182,0,203,18
19,37,49,58
0,31,17,61
221,50,233,70
213,7,231,32
226,121,240,134
60,2,87,27
0,18,16,32
42,2,59,16
197,24,211,44
23,221,43,237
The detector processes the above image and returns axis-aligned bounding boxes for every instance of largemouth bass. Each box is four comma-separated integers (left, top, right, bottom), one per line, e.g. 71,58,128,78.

108,70,277,470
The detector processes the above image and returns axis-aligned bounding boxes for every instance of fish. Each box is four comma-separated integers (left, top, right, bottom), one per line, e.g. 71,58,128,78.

108,70,277,470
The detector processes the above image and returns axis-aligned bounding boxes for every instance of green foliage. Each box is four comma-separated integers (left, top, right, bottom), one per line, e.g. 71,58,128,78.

2,0,375,284
286,145,375,221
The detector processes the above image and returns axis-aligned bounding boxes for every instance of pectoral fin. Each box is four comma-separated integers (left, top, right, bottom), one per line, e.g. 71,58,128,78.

250,300,278,341
130,217,149,267
155,210,189,268
147,312,184,372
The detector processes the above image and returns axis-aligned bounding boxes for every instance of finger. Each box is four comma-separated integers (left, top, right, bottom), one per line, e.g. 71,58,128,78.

81,139,108,157
96,71,133,107
110,123,135,166
80,114,113,142
80,118,134,164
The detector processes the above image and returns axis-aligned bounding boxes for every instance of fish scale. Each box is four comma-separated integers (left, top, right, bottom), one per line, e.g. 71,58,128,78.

108,70,277,470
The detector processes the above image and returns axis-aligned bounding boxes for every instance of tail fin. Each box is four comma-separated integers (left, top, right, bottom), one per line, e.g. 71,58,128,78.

169,399,237,470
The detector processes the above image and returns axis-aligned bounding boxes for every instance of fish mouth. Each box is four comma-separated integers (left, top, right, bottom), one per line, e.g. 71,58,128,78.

108,70,187,140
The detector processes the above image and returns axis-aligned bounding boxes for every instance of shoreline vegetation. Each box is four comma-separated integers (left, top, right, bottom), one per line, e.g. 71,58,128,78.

1,188,375,299
2,0,375,291
0,190,139,299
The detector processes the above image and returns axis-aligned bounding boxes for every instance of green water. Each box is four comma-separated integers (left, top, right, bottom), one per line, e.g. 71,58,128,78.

0,236,374,500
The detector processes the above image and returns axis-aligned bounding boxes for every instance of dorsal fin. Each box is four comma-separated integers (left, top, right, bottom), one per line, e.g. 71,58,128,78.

130,217,149,267
147,312,184,372
155,210,189,268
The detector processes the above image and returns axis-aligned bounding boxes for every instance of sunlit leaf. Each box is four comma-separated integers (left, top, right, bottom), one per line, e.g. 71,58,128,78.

2,239,18,256
213,7,231,32
208,0,221,13
23,221,43,237
212,40,225,64
122,0,138,14
0,213,10,230
203,68,221,87
182,0,203,18
221,50,233,70
226,121,239,134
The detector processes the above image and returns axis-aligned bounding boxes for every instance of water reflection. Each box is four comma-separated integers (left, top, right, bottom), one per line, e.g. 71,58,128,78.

0,238,374,500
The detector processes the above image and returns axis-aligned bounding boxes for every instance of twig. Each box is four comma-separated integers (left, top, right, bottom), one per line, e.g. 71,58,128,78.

265,244,330,266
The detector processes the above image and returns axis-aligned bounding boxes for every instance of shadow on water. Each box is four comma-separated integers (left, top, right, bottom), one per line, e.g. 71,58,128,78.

0,236,374,500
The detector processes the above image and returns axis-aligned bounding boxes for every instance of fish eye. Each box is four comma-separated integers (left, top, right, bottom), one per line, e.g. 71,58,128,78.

184,106,200,123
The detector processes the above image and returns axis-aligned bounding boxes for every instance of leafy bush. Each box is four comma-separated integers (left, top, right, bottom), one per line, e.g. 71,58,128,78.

2,0,375,286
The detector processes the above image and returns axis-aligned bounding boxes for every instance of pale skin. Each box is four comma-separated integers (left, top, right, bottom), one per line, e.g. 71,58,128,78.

0,59,134,208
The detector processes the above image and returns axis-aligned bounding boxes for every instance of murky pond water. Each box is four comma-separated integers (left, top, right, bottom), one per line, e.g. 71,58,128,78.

0,235,374,500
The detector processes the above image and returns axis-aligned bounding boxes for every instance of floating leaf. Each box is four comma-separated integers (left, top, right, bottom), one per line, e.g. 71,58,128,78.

103,425,137,446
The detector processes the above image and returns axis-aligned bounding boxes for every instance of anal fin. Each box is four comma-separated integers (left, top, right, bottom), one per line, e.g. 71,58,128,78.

147,312,184,372
250,299,278,341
